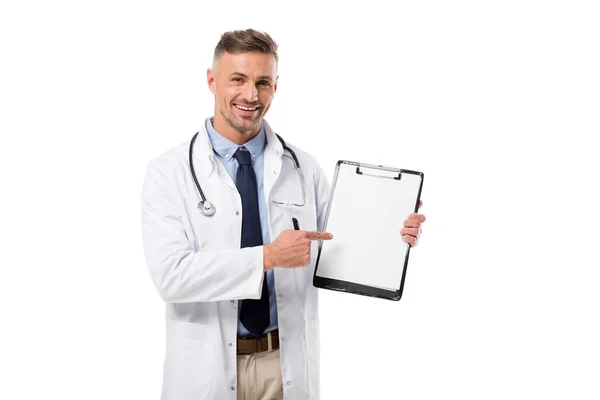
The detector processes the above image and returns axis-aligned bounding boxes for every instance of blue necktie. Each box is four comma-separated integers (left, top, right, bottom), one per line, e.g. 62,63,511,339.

233,147,270,338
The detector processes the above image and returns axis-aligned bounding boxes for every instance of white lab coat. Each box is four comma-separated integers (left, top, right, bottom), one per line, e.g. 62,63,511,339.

140,119,330,400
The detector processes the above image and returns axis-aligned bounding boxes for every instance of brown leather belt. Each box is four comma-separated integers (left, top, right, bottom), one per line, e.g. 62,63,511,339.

237,330,279,355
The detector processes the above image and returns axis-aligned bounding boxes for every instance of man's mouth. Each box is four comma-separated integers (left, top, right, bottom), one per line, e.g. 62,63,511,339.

234,104,260,112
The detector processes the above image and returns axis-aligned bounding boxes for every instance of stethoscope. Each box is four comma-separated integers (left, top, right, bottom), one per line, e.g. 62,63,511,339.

189,131,302,216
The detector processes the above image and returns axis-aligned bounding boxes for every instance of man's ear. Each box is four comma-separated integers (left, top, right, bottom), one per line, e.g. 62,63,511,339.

274,75,278,93
207,68,216,95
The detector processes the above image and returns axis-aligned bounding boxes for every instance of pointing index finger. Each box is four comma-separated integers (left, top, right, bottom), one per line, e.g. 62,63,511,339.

305,231,334,240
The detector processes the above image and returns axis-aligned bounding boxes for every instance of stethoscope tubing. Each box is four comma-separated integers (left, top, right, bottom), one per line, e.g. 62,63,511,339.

189,131,300,216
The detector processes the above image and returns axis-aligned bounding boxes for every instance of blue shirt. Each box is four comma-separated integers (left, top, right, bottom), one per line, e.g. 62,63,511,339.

205,118,278,336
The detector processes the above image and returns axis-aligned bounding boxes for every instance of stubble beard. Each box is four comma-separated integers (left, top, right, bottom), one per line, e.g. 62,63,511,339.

218,104,262,133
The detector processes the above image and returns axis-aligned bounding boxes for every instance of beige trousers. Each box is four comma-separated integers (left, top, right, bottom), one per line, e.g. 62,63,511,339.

236,348,283,400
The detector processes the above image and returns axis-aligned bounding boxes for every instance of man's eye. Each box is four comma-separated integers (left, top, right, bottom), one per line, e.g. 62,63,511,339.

258,81,270,86
232,77,243,82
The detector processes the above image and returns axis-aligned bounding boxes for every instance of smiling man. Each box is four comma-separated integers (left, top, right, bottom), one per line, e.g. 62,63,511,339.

209,49,276,137
140,29,426,400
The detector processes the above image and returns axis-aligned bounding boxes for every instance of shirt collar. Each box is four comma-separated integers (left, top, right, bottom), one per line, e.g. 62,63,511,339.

205,117,267,163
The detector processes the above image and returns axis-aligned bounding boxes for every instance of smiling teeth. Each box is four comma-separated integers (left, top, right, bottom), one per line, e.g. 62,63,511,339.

235,104,258,111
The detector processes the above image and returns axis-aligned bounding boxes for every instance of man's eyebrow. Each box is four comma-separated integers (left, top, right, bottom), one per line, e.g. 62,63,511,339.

229,72,273,81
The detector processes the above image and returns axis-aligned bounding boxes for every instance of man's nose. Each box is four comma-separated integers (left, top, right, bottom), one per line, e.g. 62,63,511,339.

242,82,258,102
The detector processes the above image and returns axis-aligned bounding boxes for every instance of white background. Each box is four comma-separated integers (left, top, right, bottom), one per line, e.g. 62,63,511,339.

1,0,599,399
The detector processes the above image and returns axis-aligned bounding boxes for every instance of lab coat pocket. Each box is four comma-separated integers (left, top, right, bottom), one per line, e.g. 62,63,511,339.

270,202,319,302
305,319,321,400
162,320,215,400
270,201,317,239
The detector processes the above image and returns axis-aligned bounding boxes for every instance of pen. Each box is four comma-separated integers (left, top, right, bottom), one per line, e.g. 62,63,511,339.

292,217,300,230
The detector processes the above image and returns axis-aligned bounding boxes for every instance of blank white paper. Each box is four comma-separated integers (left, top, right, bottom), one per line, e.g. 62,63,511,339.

316,162,422,291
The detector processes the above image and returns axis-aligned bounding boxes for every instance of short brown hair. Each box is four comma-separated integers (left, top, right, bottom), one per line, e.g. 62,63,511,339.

213,29,279,65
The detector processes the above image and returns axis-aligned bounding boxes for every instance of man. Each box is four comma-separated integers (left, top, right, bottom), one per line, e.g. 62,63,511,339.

140,29,426,400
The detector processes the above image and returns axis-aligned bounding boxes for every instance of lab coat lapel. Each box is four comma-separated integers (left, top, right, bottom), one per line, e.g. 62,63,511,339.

192,124,238,192
190,125,215,176
262,120,284,207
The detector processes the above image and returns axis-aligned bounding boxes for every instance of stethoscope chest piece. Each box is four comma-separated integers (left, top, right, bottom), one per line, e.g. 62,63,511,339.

198,200,216,216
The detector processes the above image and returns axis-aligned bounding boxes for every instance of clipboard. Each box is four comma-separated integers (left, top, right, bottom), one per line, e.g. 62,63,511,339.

313,160,424,301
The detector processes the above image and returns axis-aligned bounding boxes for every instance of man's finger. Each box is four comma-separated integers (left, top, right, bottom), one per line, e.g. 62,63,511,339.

400,227,421,238
305,231,334,240
402,234,418,247
408,213,426,223
418,200,423,210
404,219,422,228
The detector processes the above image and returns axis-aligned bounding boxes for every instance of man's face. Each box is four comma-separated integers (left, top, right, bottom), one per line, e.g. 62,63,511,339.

208,52,278,135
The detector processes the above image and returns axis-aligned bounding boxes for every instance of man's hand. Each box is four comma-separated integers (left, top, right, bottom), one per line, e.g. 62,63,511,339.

264,230,333,271
401,200,426,247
